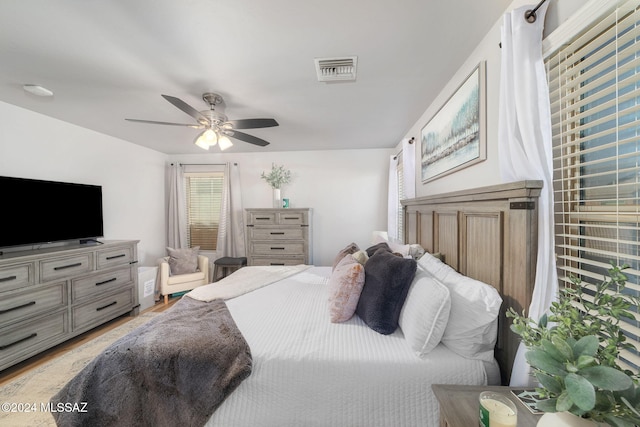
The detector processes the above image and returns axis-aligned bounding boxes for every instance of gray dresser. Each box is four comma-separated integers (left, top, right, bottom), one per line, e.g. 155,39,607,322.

246,208,311,266
0,240,139,371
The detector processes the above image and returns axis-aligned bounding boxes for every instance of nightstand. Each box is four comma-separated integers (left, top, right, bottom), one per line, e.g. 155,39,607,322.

432,384,541,427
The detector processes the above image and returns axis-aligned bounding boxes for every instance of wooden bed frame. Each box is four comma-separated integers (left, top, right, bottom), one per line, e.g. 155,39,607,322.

402,180,542,385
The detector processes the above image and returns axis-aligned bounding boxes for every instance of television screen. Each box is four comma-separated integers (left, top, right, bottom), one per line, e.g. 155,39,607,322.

0,176,104,248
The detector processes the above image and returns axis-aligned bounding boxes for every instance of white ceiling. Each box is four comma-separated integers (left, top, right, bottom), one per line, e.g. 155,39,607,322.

0,0,512,154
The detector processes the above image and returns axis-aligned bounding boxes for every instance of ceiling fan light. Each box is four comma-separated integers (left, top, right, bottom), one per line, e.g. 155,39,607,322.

218,135,233,151
195,137,210,150
194,129,218,150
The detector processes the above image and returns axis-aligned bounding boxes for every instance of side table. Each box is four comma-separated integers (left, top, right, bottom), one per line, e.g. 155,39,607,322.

432,384,541,427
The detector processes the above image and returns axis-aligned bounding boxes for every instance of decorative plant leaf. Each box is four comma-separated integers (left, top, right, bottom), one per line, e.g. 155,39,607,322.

526,349,567,376
536,372,563,394
580,366,633,391
556,390,575,412
541,339,567,362
535,398,558,413
565,373,596,411
573,335,599,357
552,336,574,361
539,313,548,328
603,414,639,427
576,355,596,370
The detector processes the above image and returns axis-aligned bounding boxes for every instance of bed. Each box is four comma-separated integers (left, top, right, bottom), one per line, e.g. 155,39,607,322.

51,180,542,427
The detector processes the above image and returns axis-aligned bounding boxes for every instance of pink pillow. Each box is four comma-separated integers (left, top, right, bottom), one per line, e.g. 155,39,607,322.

328,254,365,323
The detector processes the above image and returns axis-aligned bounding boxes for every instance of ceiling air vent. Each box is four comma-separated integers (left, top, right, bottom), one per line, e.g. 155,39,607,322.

314,56,357,82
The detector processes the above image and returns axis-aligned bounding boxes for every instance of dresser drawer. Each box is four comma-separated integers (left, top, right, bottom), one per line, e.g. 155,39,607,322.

252,242,305,255
0,310,68,368
0,262,35,293
249,227,304,240
247,211,277,225
40,254,92,282
0,283,66,326
72,267,133,302
97,246,135,270
72,287,134,331
276,211,307,225
250,257,306,266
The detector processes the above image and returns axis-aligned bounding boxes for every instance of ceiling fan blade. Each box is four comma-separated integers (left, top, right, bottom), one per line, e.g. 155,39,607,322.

161,94,209,124
125,118,203,128
229,130,270,146
225,118,279,129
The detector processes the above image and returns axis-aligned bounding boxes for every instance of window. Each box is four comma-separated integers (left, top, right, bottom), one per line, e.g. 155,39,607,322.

397,152,405,241
547,0,640,372
185,172,224,250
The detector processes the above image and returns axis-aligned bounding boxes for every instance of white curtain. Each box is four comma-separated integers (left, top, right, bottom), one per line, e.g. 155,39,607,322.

387,155,399,241
167,163,187,249
402,138,416,199
498,2,558,386
216,163,246,259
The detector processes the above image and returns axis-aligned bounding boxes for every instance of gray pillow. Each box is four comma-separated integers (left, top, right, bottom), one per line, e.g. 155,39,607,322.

167,246,200,275
365,242,392,257
356,249,417,335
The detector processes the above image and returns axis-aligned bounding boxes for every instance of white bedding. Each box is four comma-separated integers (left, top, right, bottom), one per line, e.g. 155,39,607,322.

201,266,498,427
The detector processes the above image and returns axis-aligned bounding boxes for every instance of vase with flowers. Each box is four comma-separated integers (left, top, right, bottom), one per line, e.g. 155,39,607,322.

507,263,640,427
261,163,291,208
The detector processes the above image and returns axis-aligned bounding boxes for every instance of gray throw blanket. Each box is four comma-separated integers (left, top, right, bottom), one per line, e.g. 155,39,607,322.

50,297,252,427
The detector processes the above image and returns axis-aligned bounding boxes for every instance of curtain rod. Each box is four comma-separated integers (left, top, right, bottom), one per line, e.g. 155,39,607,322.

171,162,237,166
393,137,415,160
499,0,549,48
525,0,548,23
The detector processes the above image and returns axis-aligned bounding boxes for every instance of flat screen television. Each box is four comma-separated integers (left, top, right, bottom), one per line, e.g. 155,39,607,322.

0,176,104,248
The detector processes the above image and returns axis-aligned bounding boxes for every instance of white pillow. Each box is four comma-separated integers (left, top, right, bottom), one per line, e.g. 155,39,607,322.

399,269,451,356
416,252,449,278
417,253,502,362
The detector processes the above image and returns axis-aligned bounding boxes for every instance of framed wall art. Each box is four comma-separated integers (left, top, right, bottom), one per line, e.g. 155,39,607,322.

421,61,486,183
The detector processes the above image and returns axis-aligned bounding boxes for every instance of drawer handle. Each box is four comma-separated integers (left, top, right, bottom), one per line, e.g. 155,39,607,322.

106,254,126,260
0,333,37,351
284,217,300,220
96,277,117,286
96,301,117,311
54,262,82,271
270,263,285,266
270,232,285,235
0,275,17,283
0,301,36,315
256,217,271,220
270,247,286,250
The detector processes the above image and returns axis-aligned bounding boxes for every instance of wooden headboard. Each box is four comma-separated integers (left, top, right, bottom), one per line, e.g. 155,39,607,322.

402,180,542,385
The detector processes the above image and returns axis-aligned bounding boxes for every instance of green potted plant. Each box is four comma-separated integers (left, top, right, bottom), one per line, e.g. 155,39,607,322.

261,163,291,208
508,263,640,427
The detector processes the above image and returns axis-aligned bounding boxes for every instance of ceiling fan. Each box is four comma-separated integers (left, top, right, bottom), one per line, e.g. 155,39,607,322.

125,92,278,150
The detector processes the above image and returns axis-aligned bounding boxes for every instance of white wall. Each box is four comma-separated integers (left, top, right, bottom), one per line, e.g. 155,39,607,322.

0,100,389,268
171,149,392,266
400,0,584,197
0,101,168,266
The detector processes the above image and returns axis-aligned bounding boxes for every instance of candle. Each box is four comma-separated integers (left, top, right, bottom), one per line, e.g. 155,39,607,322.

479,392,517,427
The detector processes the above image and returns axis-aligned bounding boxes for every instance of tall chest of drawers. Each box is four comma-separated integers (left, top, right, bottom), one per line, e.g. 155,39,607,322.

0,240,139,371
246,208,311,266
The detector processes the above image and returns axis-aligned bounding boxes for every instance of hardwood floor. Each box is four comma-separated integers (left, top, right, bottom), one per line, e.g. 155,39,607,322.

0,296,179,387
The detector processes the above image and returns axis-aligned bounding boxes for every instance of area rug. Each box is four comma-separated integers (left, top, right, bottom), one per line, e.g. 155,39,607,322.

0,312,159,427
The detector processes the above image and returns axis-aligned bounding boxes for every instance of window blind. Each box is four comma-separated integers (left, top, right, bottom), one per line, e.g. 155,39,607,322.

185,172,224,251
547,0,640,372
397,152,405,242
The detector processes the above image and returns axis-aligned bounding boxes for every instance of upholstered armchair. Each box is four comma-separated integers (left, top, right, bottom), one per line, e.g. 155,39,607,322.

159,254,209,304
